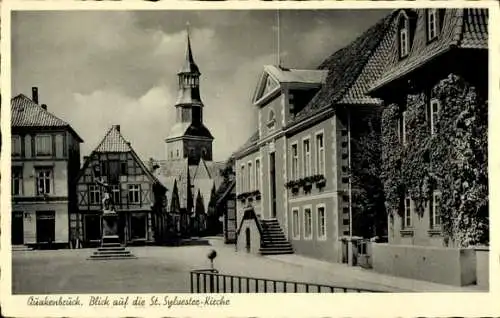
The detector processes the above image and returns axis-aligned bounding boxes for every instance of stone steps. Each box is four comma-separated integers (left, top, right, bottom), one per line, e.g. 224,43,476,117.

259,219,294,255
12,245,33,251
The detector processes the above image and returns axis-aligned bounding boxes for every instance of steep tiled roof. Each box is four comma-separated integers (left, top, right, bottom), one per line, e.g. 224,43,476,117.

291,12,396,123
264,65,328,85
166,122,214,140
156,158,190,209
369,9,488,92
11,94,83,141
234,130,259,157
94,125,132,153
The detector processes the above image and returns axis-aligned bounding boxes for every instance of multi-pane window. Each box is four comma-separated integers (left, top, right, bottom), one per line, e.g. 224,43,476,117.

315,132,325,175
427,9,438,41
240,165,245,192
400,27,409,57
36,168,52,195
303,138,311,177
112,185,121,205
255,159,261,189
89,185,101,205
430,99,440,135
12,167,23,195
248,162,253,190
291,143,298,180
304,207,312,239
128,184,141,204
317,205,326,239
292,208,300,239
430,191,442,228
35,135,52,156
404,197,412,228
12,136,21,156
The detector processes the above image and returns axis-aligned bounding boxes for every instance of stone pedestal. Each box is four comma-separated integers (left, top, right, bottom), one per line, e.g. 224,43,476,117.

102,210,120,246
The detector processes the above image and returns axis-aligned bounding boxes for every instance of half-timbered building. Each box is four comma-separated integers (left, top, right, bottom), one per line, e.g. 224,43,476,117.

75,125,165,247
11,88,83,249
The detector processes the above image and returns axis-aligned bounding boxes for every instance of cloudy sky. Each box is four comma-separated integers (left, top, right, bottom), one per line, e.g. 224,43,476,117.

12,9,390,163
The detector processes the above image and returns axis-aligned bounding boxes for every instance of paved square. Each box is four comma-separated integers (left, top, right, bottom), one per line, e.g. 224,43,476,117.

12,238,480,294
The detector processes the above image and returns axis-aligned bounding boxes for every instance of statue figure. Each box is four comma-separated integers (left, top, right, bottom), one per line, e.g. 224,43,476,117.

95,177,113,212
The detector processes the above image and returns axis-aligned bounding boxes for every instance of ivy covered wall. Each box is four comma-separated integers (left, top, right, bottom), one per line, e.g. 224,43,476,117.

380,73,488,248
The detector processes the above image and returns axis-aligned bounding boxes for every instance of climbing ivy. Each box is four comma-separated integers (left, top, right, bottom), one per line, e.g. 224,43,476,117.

381,73,488,247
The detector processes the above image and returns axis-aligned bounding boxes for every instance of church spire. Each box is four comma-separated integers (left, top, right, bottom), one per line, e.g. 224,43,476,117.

179,22,200,75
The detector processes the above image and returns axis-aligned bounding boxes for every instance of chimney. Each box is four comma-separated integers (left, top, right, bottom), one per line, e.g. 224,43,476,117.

32,87,39,104
113,124,121,132
41,104,47,110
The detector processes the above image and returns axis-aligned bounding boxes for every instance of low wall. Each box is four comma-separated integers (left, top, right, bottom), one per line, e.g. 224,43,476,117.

372,243,476,286
475,247,489,290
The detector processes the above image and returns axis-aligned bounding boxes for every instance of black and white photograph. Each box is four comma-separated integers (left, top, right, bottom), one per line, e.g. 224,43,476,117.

0,1,497,317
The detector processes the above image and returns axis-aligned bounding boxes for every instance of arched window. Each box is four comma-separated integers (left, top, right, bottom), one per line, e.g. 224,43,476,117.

267,109,276,130
398,16,410,58
427,9,438,41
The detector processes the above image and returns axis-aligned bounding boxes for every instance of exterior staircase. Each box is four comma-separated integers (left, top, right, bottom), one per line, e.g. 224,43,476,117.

88,241,137,260
259,219,294,255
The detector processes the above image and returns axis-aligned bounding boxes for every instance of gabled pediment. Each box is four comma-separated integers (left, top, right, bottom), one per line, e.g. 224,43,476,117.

252,68,281,106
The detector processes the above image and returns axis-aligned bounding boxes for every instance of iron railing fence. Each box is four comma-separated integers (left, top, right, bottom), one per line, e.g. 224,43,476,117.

190,269,384,293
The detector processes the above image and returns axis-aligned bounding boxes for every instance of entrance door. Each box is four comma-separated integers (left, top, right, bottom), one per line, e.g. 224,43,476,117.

84,214,101,243
36,211,55,245
12,211,24,245
245,228,251,252
269,152,277,218
130,213,147,241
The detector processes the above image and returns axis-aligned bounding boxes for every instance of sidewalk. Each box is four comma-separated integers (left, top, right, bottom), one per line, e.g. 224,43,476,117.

207,237,483,293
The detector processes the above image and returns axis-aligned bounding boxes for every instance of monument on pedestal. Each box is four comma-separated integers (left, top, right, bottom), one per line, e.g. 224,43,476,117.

88,165,136,260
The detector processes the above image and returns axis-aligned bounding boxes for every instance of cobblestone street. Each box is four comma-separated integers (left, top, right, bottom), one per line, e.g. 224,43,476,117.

12,238,481,294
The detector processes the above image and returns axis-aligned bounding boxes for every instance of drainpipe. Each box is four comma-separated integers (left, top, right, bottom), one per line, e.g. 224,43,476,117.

347,107,353,238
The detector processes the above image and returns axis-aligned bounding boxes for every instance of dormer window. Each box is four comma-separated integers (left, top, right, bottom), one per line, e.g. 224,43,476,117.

427,9,438,42
399,20,409,58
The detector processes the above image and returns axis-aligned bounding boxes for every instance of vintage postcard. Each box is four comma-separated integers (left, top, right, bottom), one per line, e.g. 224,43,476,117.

1,0,499,317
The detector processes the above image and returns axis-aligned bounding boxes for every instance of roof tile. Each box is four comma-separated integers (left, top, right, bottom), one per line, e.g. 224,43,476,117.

12,94,70,128
94,125,132,153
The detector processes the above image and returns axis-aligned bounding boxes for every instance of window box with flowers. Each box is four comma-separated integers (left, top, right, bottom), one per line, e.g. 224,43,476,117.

311,174,326,188
285,180,300,194
299,177,313,193
251,190,261,200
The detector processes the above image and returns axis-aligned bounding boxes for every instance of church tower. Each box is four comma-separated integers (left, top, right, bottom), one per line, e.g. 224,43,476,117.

165,25,214,166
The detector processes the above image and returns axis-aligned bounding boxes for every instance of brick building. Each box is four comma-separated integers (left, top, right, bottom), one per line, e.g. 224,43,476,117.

11,88,83,249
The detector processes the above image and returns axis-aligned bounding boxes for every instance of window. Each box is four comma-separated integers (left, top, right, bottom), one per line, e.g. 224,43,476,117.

128,184,141,204
89,185,101,205
12,136,21,156
291,143,298,180
303,138,311,177
399,17,409,58
292,208,300,239
112,185,121,205
267,109,276,130
12,167,23,195
427,9,438,41
35,135,52,156
240,165,245,192
304,207,312,239
399,110,408,145
404,197,412,228
255,159,260,189
430,191,441,228
315,132,325,175
317,205,326,239
248,162,253,190
120,161,128,175
430,99,440,135
36,168,52,195
176,149,179,157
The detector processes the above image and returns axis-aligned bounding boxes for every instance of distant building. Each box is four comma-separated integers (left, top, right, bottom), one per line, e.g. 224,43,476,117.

75,125,165,247
233,12,398,259
153,28,224,241
11,88,83,249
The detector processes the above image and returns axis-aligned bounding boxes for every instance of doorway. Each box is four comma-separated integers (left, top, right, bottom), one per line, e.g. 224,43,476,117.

36,211,55,246
269,152,277,218
12,211,24,245
245,228,251,252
